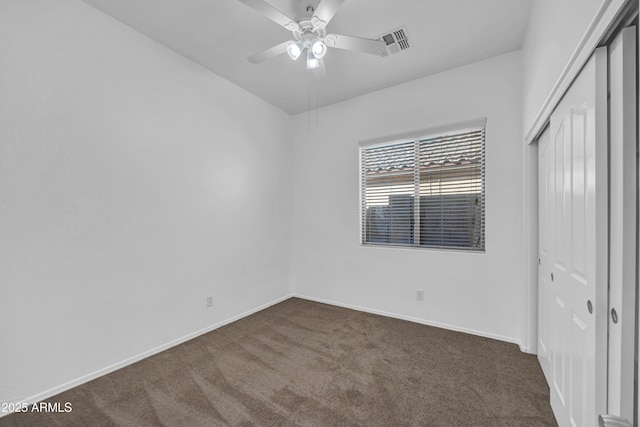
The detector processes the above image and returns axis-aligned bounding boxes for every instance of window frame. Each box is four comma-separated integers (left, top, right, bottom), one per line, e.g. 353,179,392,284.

359,118,486,252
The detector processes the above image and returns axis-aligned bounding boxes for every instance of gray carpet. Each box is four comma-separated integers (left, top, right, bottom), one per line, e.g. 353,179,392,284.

1,298,557,426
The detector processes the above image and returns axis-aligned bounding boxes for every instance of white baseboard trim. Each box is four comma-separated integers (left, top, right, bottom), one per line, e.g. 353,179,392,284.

519,343,535,355
1,293,293,418
292,294,523,348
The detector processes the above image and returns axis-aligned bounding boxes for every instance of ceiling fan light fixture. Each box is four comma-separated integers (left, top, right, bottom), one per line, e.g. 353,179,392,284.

311,39,327,59
287,41,304,61
306,49,320,69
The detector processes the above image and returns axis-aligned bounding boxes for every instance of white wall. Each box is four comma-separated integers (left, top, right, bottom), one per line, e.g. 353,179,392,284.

0,0,292,404
289,51,524,344
522,0,604,135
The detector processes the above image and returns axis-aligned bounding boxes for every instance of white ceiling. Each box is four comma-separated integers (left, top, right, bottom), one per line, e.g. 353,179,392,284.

83,0,532,115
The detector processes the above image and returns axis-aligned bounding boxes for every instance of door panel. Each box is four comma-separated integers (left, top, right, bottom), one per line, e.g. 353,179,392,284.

553,120,566,271
569,109,587,280
607,26,636,422
537,126,551,380
538,47,608,427
570,312,587,427
552,295,567,405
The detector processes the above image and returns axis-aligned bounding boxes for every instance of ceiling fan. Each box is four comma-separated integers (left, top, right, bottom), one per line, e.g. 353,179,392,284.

237,0,387,70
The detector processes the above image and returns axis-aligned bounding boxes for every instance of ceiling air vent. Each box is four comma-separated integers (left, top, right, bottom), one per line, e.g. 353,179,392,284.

377,25,412,57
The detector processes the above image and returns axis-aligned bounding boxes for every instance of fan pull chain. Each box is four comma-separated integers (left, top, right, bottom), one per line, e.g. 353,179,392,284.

307,70,321,131
308,75,311,131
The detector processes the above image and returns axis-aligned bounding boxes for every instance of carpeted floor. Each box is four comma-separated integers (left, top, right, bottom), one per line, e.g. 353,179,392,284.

1,298,557,426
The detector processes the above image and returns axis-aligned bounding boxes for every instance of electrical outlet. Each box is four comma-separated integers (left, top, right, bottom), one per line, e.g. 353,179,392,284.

206,296,213,307
416,290,424,301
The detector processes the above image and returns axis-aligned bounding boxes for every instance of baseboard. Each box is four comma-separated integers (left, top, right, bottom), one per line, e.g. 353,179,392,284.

519,343,535,355
1,293,293,419
293,293,523,348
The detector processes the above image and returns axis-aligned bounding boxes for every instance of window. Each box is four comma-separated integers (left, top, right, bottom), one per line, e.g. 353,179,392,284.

360,119,485,251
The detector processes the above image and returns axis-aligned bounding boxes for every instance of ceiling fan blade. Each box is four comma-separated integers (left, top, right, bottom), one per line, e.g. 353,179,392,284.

313,0,345,27
248,41,290,64
325,34,386,56
236,0,298,31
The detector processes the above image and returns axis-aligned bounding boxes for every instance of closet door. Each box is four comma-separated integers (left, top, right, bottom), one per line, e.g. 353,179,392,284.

537,126,551,383
539,47,608,427
607,26,636,423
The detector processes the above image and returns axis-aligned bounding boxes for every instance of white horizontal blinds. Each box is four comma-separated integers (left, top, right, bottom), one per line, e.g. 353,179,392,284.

418,127,485,250
361,141,415,245
361,121,485,251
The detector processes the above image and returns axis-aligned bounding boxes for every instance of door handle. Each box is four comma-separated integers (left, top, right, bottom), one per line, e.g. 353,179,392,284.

611,308,618,324
599,414,632,427
587,300,593,314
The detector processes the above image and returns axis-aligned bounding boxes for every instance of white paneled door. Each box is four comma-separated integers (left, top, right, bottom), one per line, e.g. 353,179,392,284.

607,26,636,424
537,125,551,384
538,48,608,427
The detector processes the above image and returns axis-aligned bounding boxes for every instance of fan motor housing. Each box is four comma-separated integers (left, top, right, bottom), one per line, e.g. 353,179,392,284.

292,18,326,42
